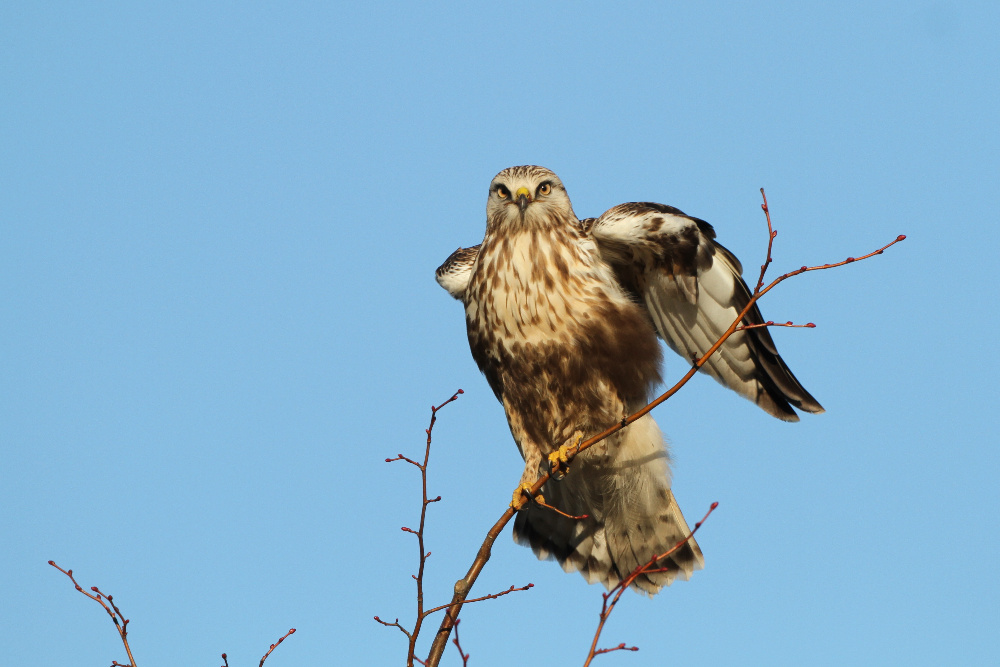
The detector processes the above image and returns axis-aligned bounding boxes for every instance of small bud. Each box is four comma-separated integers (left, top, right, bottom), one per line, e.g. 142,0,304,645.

221,654,227,659
289,628,296,634
91,586,98,592
846,257,855,262
766,320,773,325
785,321,793,325
806,323,816,328
711,501,719,509
897,234,906,241
801,266,807,271
457,388,464,394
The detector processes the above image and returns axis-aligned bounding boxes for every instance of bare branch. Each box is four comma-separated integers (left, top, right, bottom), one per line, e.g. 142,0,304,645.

452,619,470,667
258,628,296,667
375,390,463,667
48,561,137,667
592,643,638,657
424,192,905,666
582,503,718,665
422,583,533,617
736,320,816,331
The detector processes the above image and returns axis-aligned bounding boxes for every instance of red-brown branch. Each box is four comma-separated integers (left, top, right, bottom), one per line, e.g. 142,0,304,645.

423,191,905,666
593,643,639,657
582,502,718,665
736,320,816,331
377,390,467,666
50,566,295,666
422,583,533,617
259,628,296,667
452,619,470,666
533,496,589,520
48,561,137,667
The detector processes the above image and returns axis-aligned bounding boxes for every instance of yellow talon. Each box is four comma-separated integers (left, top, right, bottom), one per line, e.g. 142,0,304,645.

511,483,544,509
548,433,583,477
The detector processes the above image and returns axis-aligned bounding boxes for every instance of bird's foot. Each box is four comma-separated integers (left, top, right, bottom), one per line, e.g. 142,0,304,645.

511,483,543,509
548,432,583,479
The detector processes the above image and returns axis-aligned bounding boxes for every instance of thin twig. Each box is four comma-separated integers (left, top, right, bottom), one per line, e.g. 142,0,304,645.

48,561,137,667
424,192,905,666
736,320,816,331
452,619,470,666
533,496,589,520
376,390,463,667
258,628,296,667
422,584,533,617
582,503,718,665
592,643,639,657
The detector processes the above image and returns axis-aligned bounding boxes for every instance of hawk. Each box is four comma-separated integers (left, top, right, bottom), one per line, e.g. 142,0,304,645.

436,166,822,594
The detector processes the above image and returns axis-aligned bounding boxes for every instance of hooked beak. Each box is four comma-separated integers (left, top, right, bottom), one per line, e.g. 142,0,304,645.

515,186,531,213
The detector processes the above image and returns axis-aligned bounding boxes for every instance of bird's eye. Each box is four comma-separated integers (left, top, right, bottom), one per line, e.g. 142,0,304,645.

537,182,552,196
496,185,510,199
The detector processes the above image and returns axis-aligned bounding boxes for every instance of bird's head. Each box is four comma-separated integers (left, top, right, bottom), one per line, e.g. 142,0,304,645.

486,165,575,232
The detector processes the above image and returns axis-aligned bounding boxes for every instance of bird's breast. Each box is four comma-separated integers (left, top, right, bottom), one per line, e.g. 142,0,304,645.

467,231,612,349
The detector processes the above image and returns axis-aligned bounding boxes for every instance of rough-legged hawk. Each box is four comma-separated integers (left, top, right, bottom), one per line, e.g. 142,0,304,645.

436,166,822,594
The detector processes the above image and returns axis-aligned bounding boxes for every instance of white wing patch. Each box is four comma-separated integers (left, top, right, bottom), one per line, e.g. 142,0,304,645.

590,202,823,421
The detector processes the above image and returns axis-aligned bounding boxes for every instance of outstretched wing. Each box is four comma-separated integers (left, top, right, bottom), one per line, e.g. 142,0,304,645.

588,202,823,421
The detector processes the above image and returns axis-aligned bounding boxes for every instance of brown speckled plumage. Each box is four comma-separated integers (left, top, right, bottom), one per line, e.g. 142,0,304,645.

435,166,822,594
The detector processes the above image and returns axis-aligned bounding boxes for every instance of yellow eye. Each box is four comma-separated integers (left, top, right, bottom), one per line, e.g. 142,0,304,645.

496,185,510,199
538,182,552,196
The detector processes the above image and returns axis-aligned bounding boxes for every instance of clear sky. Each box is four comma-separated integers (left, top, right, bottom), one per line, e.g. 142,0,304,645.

2,2,997,665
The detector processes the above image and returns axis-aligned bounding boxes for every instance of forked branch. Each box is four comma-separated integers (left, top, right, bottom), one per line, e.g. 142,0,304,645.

48,561,137,667
50,561,295,666
375,390,534,666
582,503,718,665
423,190,905,666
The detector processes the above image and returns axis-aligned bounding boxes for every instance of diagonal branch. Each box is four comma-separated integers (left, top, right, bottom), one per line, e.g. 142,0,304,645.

48,561,137,667
424,192,905,666
582,502,718,665
259,628,296,667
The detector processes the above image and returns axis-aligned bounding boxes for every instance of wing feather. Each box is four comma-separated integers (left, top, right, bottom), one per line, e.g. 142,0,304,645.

591,202,823,421
435,244,480,300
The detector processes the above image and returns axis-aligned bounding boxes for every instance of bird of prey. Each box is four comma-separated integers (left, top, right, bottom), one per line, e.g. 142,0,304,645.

435,166,822,594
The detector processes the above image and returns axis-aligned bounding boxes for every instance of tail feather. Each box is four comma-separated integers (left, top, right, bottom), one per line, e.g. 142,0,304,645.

512,415,703,595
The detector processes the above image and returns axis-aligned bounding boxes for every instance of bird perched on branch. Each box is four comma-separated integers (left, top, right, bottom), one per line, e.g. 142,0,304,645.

436,165,822,594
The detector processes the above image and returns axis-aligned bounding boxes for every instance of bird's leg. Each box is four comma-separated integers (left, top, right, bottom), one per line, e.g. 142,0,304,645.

511,449,544,508
548,430,584,479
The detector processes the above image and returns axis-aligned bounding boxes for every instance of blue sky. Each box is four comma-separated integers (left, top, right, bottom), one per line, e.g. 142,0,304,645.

2,2,997,665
